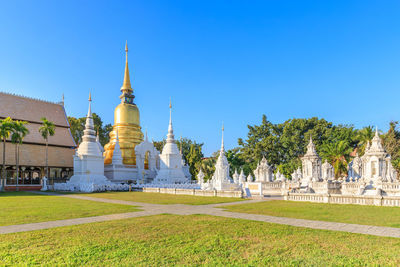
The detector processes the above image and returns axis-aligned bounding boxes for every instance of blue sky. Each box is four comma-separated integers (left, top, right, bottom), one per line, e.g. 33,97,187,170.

1,1,400,155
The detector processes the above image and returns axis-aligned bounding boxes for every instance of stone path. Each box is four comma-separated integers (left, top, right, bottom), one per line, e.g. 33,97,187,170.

2,192,400,239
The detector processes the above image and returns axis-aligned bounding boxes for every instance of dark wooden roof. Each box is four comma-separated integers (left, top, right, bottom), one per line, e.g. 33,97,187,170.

0,92,76,148
0,92,69,127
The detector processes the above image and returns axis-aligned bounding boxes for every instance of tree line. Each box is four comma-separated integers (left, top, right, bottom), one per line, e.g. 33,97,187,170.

67,113,400,182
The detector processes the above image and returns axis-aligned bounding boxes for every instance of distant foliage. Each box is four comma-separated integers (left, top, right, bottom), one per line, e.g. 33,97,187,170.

68,113,112,146
233,115,400,178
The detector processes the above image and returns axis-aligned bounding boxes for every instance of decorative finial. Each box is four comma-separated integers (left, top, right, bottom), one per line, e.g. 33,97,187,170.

221,122,225,152
116,128,119,142
62,93,64,106
145,128,148,141
180,136,183,154
166,98,175,143
87,92,92,118
169,97,172,125
121,41,133,94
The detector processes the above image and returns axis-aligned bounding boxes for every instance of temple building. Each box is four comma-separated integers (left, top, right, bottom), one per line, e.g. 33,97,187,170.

0,92,75,191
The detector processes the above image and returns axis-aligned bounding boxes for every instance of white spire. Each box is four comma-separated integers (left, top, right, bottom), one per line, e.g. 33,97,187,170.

83,92,95,142
145,128,148,142
77,92,102,157
87,92,92,118
166,98,175,143
305,136,318,156
112,128,123,165
220,123,225,152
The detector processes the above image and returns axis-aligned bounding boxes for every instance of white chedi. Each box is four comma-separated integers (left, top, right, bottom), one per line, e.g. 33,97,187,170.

238,169,246,184
154,101,189,184
197,169,205,185
349,128,398,184
254,157,274,182
291,168,302,182
205,125,240,191
232,169,239,184
301,137,322,184
348,153,362,181
322,160,335,180
57,93,111,192
247,174,253,182
275,170,286,182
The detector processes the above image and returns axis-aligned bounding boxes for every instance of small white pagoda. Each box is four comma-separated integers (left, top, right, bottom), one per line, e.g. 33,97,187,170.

153,101,190,184
254,157,274,182
301,137,322,185
57,94,112,192
202,125,239,191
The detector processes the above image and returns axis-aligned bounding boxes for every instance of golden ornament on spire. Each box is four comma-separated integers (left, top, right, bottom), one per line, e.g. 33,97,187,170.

121,41,133,94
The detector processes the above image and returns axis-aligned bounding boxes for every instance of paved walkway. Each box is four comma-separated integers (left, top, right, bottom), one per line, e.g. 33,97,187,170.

2,192,400,239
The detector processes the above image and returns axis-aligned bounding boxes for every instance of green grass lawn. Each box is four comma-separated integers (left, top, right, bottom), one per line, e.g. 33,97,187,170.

1,214,400,266
222,200,400,228
76,191,245,205
0,192,139,226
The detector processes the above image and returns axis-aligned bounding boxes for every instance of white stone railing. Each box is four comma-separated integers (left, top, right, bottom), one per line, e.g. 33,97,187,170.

133,183,200,189
142,187,243,198
285,192,400,207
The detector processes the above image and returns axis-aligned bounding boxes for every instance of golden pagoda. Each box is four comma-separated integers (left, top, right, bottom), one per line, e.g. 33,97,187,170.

104,42,144,165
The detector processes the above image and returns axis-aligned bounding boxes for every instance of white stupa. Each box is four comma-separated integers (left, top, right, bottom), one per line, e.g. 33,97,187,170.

207,125,239,191
154,100,190,184
62,93,112,192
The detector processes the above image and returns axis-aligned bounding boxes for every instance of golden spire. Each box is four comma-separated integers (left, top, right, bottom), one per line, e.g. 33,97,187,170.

121,41,133,93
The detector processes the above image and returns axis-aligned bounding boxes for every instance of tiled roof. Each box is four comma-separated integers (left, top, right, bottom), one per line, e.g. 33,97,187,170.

23,123,76,147
0,92,68,126
0,92,76,147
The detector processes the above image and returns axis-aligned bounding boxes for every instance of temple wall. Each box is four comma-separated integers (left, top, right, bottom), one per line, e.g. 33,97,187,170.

0,142,74,168
142,187,243,198
284,193,400,207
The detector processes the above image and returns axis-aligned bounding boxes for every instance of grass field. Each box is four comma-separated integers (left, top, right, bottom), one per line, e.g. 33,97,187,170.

1,214,400,266
223,200,400,228
76,191,245,205
0,192,139,226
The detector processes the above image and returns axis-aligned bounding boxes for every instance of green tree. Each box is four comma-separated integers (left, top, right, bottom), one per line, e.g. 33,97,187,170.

10,121,29,191
320,140,353,178
356,126,375,155
68,113,111,146
0,117,14,191
236,115,358,178
199,157,216,182
39,117,56,185
187,144,203,179
382,121,400,173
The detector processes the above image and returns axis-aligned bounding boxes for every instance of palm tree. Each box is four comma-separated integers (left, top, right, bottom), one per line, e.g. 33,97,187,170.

320,140,353,178
0,117,14,191
10,121,29,191
39,118,56,186
356,126,375,155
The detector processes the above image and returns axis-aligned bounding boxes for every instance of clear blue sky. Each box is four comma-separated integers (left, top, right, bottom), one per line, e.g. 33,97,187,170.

1,1,400,155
